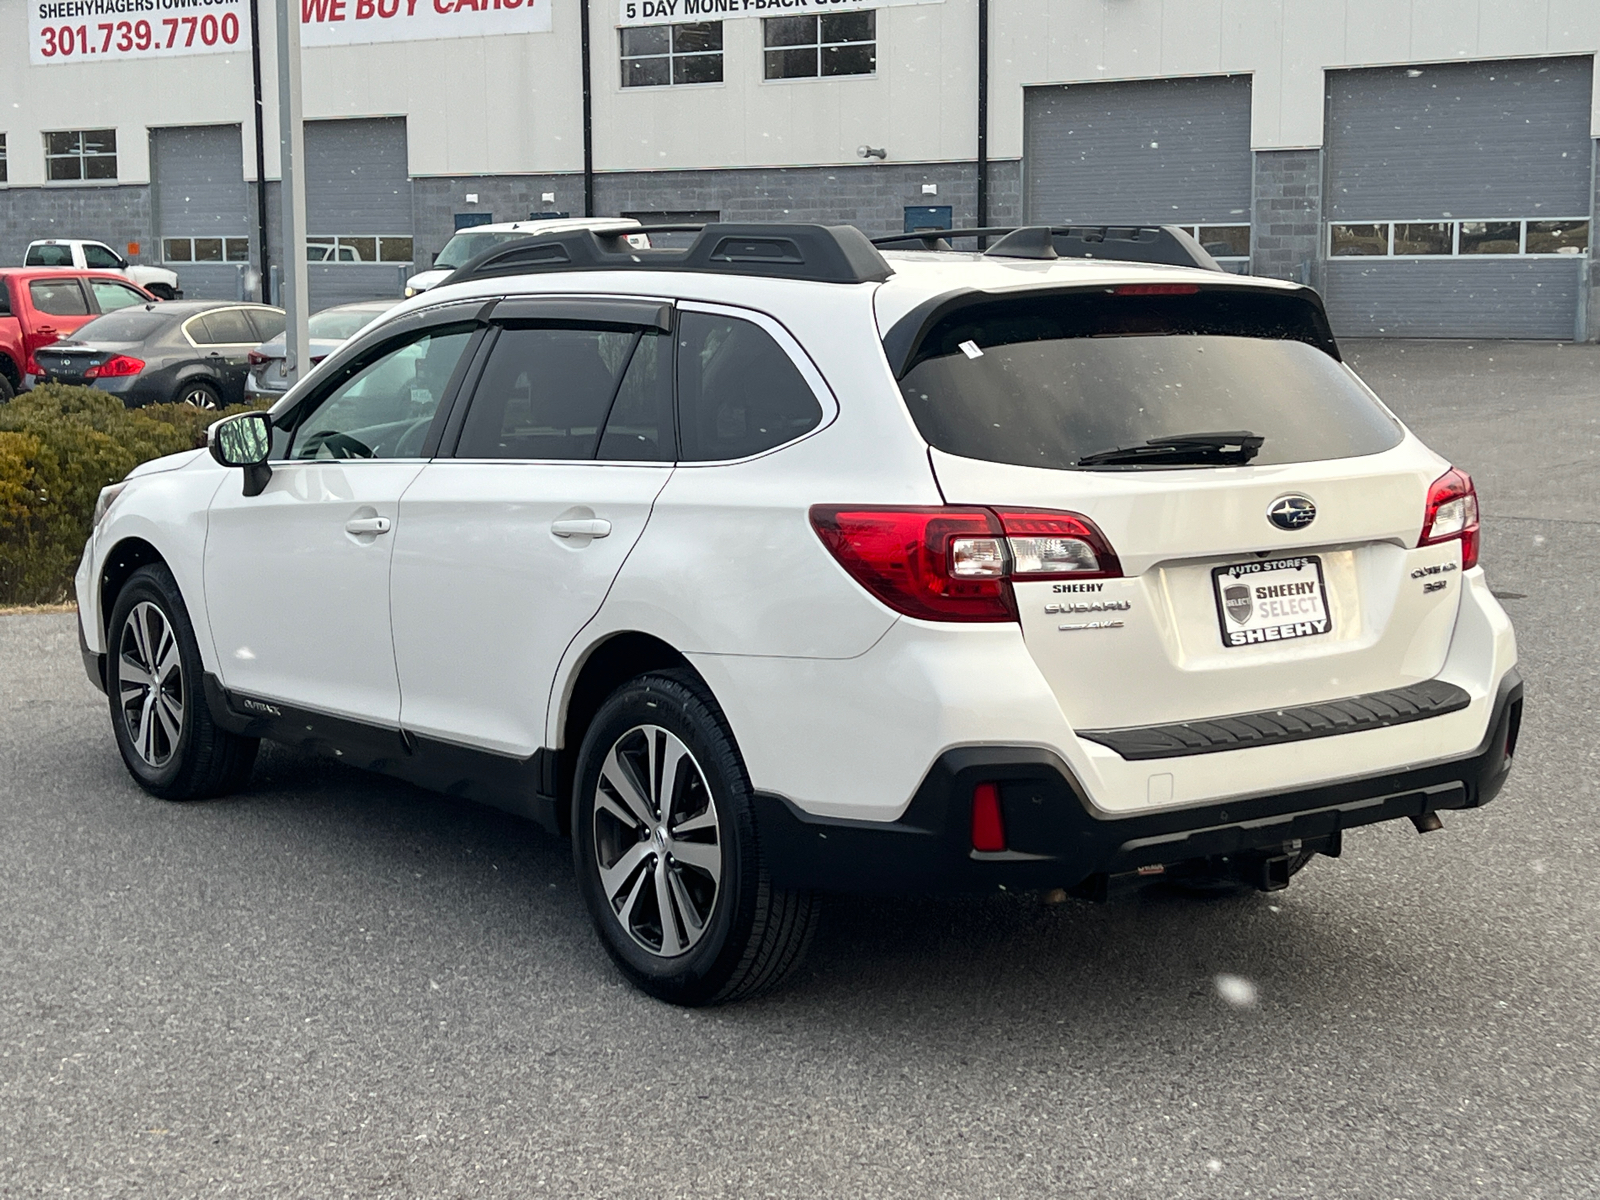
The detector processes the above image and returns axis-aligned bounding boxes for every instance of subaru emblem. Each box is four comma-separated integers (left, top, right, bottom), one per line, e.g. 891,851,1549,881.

1268,495,1317,531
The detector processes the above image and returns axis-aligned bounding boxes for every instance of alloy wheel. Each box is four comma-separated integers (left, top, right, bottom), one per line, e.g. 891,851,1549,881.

180,386,218,409
591,725,722,958
118,600,184,768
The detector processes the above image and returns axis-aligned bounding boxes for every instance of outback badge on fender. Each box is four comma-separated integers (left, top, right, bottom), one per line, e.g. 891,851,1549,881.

1268,494,1317,531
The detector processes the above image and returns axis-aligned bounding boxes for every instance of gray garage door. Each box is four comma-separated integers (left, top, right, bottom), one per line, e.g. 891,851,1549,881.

304,118,413,310
151,125,250,301
1324,57,1593,339
1023,75,1253,258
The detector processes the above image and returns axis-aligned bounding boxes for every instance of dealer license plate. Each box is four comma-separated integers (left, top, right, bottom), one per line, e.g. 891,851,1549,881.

1212,556,1332,649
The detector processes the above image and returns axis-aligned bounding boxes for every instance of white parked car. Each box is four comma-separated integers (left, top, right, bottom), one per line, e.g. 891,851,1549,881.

403,218,648,297
25,239,182,300
77,223,1521,1005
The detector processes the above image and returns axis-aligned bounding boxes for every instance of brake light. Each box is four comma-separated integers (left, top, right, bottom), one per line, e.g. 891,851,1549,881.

809,506,1121,622
1419,467,1479,570
84,355,144,379
1112,284,1200,295
971,783,1006,852
247,350,268,367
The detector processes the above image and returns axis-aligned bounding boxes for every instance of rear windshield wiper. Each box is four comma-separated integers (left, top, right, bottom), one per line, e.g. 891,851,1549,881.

1077,430,1264,468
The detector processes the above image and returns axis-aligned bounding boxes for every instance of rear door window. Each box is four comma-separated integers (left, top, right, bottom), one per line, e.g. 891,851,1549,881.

248,309,287,340
193,308,259,345
456,324,640,460
675,311,822,461
895,290,1401,470
28,279,90,316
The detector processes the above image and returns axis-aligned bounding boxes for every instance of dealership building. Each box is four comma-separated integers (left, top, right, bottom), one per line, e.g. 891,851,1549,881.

1,0,1597,338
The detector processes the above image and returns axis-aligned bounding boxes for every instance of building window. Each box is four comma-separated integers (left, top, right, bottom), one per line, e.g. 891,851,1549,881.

0,134,8,184
164,237,251,264
44,129,117,182
1184,224,1251,261
620,23,723,88
1330,219,1590,258
307,235,414,264
764,12,875,80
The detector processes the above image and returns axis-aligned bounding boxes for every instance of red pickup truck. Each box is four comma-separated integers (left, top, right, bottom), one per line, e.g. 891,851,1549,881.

0,268,157,401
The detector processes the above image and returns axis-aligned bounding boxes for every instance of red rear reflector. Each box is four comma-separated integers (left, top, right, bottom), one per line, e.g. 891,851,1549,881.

1419,467,1480,570
247,350,269,367
971,783,1005,852
1112,284,1201,295
84,355,145,380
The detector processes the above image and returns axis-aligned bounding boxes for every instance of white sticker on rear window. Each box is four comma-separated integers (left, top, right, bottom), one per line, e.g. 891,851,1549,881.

958,340,983,359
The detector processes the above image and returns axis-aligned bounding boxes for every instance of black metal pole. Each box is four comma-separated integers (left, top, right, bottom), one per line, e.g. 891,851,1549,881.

976,0,989,242
580,0,594,217
249,0,271,301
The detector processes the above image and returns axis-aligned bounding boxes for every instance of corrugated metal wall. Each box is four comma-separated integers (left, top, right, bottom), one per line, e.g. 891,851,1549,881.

305,117,412,309
150,125,248,301
1022,75,1253,225
1324,57,1592,339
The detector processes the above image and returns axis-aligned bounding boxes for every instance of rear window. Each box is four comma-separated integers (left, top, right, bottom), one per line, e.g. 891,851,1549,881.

29,280,90,316
74,309,169,342
895,290,1402,470
25,244,74,267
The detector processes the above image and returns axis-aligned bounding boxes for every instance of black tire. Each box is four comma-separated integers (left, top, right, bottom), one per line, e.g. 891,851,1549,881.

105,563,259,801
173,379,222,410
0,369,15,403
572,670,817,1006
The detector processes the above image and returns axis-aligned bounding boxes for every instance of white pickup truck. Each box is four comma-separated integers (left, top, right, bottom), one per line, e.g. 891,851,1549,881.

24,239,183,300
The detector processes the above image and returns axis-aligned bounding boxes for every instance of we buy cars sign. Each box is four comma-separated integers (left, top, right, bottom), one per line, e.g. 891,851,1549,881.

29,0,251,65
300,0,551,46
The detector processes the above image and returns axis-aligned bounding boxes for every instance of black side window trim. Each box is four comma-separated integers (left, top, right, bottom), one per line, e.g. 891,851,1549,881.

271,320,489,462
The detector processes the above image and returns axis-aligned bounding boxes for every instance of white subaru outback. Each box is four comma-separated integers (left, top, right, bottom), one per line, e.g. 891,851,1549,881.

76,223,1522,1005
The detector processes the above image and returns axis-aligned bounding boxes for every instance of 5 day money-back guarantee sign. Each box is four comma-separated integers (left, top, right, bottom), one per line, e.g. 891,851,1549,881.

618,0,940,26
29,0,553,62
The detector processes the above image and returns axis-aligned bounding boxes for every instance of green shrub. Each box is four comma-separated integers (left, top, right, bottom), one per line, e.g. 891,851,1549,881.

0,384,262,605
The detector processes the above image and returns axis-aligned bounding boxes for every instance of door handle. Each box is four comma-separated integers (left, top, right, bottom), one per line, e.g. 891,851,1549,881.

551,518,611,539
345,516,392,535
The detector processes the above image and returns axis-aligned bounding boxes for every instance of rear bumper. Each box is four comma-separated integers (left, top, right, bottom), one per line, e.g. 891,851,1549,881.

755,669,1522,894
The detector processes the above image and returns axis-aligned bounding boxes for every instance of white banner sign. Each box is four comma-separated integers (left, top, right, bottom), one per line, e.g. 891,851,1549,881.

300,0,552,47
29,0,250,65
618,0,940,28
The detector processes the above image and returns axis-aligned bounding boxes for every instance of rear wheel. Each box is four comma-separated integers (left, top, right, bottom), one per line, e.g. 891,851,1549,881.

572,671,817,1006
0,370,15,403
174,380,221,410
106,564,258,800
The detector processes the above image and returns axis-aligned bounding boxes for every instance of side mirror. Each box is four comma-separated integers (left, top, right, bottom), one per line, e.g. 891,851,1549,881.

208,411,274,497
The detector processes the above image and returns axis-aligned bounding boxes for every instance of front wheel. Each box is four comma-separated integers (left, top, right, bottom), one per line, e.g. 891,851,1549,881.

106,563,258,800
572,671,817,1006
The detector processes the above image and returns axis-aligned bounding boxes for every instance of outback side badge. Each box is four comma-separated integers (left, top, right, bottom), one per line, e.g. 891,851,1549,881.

1268,495,1317,531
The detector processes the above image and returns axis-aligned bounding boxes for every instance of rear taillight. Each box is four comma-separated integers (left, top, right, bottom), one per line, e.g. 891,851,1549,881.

809,506,1121,622
1419,467,1479,570
84,355,144,380
247,350,268,367
22,329,60,375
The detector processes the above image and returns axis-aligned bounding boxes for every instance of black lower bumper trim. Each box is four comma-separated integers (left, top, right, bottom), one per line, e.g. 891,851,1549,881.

78,618,106,695
755,670,1522,894
1078,679,1471,760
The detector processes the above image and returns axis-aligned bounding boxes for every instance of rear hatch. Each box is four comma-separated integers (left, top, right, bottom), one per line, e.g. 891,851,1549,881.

888,283,1468,732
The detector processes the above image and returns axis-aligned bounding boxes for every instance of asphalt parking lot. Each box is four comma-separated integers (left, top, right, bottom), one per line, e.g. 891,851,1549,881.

2,339,1597,1198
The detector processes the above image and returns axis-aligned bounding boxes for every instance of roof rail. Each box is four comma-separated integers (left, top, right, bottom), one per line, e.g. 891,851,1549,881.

872,224,1225,272
440,222,894,288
